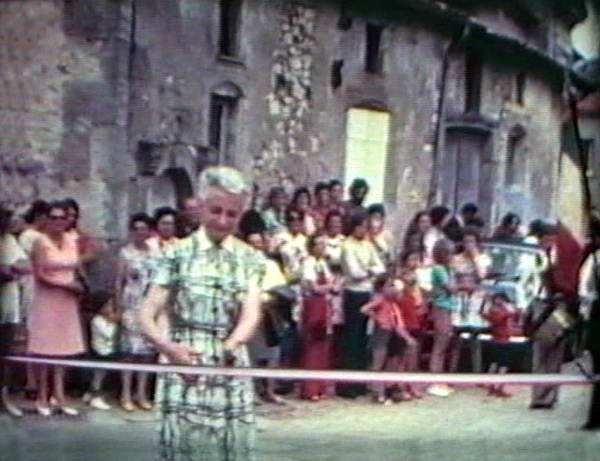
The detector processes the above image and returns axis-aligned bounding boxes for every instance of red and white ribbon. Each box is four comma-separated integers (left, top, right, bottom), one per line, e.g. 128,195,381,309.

4,355,597,386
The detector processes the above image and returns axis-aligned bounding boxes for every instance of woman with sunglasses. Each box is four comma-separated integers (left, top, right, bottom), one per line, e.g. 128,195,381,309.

27,201,87,416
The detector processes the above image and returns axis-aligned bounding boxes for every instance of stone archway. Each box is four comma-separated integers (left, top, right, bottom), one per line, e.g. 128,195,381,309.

147,167,193,211
136,141,217,214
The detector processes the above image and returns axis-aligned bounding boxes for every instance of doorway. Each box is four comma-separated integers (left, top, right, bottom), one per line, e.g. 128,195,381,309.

441,128,493,219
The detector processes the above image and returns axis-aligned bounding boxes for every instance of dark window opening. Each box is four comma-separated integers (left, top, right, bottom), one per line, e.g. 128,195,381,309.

337,9,352,30
331,60,344,89
209,95,238,165
465,52,482,113
515,72,526,105
505,134,524,186
219,0,242,57
365,24,383,74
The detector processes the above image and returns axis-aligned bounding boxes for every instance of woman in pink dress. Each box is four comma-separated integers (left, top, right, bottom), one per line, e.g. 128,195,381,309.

27,201,86,416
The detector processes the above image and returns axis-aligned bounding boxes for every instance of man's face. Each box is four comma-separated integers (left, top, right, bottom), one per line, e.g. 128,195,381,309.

200,188,247,243
331,184,344,203
182,197,202,227
352,186,368,202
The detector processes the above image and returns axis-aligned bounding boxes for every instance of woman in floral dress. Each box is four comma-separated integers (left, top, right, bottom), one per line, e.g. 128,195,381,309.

115,212,156,411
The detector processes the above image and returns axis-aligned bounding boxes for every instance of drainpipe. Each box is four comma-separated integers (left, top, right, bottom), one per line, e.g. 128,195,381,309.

427,24,471,208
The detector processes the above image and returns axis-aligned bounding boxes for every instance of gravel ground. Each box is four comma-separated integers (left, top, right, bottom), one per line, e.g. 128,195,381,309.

1,363,599,461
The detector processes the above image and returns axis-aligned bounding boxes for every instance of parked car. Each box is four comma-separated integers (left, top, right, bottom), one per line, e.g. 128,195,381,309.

480,239,547,311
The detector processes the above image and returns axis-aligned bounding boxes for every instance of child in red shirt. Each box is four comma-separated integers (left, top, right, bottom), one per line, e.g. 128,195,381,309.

361,274,417,404
394,250,426,398
480,292,521,397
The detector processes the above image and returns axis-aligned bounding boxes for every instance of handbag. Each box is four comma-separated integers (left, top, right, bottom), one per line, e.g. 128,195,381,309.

525,296,579,344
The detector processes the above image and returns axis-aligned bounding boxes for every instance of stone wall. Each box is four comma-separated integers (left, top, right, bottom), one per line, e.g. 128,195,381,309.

0,0,589,243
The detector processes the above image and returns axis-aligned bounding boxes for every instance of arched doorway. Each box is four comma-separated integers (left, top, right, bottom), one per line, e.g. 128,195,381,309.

148,167,193,212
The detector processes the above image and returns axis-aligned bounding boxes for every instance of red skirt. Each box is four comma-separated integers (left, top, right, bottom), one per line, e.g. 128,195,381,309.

300,294,332,399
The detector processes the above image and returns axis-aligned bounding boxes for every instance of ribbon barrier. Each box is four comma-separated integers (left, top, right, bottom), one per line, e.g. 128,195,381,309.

4,355,598,386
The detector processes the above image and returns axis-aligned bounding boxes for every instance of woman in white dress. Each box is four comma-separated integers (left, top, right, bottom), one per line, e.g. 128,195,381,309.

115,213,156,412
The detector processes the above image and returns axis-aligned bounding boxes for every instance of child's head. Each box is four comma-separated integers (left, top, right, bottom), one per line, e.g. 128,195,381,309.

432,239,455,265
491,292,511,308
400,250,421,270
373,272,392,293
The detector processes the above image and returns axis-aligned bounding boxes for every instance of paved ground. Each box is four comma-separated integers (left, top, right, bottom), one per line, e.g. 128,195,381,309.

1,363,600,461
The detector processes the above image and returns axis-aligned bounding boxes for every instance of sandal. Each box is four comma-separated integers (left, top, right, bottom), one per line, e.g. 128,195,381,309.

135,399,153,411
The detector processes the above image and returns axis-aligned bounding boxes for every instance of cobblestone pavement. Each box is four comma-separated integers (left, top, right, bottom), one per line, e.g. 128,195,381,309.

1,364,600,461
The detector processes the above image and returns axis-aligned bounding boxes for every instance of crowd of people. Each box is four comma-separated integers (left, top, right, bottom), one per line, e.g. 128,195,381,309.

0,173,590,418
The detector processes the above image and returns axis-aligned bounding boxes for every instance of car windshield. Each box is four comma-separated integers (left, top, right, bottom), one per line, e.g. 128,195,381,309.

482,242,544,279
480,241,546,309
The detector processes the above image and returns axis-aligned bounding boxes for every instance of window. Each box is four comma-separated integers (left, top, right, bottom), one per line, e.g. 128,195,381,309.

365,24,384,74
505,130,525,186
465,51,482,113
343,107,391,204
331,60,344,89
209,94,238,165
515,72,526,105
218,0,242,57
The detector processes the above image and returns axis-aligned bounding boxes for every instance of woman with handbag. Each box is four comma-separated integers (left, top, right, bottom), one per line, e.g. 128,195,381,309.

27,201,87,416
528,220,583,410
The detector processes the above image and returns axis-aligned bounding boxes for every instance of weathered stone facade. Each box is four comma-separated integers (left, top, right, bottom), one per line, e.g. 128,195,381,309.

0,0,596,246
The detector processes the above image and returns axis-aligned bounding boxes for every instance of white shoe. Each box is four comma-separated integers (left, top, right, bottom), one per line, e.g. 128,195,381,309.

426,384,451,397
35,402,52,417
89,396,111,411
58,406,80,416
1,387,23,417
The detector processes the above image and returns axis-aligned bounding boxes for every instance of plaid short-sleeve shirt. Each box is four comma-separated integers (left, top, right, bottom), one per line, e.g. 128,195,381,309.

152,227,266,336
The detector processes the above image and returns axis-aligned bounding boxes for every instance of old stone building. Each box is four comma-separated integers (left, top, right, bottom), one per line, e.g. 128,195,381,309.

0,0,597,247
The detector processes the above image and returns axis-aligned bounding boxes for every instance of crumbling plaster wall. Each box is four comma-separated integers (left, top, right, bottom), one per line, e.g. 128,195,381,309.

127,0,577,238
0,0,581,245
0,0,134,243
